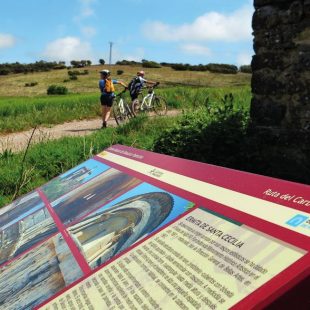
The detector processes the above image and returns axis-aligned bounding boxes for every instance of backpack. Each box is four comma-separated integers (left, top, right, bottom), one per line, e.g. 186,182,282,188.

104,78,115,93
128,77,143,97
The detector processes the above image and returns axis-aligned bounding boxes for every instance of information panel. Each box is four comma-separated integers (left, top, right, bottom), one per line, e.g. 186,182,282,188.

0,144,309,309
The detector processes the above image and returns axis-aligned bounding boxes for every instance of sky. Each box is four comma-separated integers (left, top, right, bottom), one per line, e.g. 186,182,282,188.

0,0,254,66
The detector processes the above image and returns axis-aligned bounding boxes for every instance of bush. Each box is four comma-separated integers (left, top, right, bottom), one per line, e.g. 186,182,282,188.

68,70,88,77
47,85,68,95
153,94,248,166
170,63,237,73
69,75,78,81
171,63,190,71
25,82,38,87
206,63,238,74
239,65,252,73
117,70,124,75
115,60,141,66
0,68,10,75
142,59,161,68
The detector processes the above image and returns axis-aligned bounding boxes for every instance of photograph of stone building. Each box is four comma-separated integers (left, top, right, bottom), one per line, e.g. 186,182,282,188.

0,233,83,310
41,159,110,202
52,168,141,225
0,206,58,266
67,183,193,269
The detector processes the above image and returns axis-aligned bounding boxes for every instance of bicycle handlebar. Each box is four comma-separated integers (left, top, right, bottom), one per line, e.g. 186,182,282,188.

144,82,160,91
115,87,128,97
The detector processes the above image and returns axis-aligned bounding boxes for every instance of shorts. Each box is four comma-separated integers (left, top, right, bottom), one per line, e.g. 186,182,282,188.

130,92,139,101
100,93,114,107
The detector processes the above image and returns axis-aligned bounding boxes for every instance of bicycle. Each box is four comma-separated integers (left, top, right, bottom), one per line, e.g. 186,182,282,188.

113,88,133,126
131,83,167,116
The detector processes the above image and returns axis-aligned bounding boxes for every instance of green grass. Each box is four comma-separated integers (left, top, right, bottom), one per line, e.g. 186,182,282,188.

160,85,251,110
0,113,183,208
0,64,251,97
0,93,100,132
0,86,251,133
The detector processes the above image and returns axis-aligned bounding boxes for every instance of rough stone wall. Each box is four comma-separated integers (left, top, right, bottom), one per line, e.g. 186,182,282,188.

251,0,310,131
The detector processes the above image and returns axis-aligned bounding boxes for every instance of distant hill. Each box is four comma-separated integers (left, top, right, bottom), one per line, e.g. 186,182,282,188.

0,64,251,97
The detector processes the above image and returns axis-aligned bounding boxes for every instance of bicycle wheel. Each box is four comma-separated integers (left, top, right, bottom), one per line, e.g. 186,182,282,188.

131,98,141,116
125,102,134,118
153,96,167,115
113,104,127,126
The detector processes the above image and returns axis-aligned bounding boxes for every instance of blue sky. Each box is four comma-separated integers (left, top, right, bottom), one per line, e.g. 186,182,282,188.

0,0,254,66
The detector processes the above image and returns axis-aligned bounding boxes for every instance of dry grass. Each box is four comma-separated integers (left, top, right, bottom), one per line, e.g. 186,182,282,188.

0,65,251,97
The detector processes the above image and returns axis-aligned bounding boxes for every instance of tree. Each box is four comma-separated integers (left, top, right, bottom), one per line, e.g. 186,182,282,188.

99,59,105,65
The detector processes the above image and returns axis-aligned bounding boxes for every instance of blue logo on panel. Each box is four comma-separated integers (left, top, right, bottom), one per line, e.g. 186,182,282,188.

286,214,308,227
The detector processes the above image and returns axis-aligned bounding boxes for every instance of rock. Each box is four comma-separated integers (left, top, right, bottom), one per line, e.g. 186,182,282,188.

251,0,310,131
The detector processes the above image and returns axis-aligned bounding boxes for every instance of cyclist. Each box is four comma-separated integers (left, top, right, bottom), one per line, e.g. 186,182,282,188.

99,69,127,128
128,70,158,104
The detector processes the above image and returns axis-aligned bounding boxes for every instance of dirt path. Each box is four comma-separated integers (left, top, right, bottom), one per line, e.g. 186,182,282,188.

0,110,180,153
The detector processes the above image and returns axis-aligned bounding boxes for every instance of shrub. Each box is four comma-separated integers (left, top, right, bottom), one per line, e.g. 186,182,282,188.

206,63,238,74
240,65,252,73
171,63,190,71
47,85,68,95
117,70,124,75
0,68,10,75
69,75,78,81
153,94,249,166
68,70,88,77
25,82,38,87
115,60,141,66
142,59,161,68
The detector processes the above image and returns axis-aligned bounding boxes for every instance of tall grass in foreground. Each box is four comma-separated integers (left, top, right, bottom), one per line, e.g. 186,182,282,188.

160,86,251,110
0,114,182,207
0,94,100,132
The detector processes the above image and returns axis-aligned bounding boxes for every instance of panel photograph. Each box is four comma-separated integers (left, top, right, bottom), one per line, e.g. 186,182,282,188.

67,182,194,269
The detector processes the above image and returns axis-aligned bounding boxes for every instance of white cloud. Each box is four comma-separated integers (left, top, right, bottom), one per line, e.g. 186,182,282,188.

75,0,96,20
81,26,97,37
181,44,211,56
237,52,252,66
42,36,93,63
0,33,16,48
144,4,253,42
81,7,94,17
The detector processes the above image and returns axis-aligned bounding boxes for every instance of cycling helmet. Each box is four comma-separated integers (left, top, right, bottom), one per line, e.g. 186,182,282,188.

137,70,145,77
100,69,110,76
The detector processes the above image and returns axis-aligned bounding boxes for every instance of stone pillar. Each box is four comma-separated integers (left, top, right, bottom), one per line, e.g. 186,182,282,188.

251,0,310,131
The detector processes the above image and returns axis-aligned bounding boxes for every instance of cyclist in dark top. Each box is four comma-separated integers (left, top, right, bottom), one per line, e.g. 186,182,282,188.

99,69,127,128
128,71,158,102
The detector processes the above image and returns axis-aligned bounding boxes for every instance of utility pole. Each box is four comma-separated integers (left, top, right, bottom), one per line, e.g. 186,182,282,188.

109,42,113,65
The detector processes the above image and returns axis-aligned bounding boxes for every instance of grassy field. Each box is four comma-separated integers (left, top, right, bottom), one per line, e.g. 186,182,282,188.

0,64,251,96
